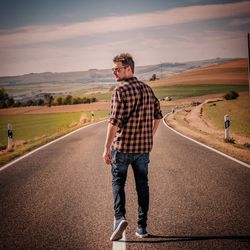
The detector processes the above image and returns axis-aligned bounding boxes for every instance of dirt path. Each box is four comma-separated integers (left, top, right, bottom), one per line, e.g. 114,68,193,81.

165,93,250,164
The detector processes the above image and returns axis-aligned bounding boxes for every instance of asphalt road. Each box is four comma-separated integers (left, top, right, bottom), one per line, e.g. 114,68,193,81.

1,120,250,250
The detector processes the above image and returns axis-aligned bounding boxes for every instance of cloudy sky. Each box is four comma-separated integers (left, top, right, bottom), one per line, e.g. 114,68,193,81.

0,0,249,76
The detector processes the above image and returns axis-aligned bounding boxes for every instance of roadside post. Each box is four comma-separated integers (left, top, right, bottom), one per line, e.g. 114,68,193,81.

7,123,13,150
171,107,176,119
91,111,95,122
224,114,230,139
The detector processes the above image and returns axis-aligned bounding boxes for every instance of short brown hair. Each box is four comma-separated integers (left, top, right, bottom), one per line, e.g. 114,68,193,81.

113,53,134,73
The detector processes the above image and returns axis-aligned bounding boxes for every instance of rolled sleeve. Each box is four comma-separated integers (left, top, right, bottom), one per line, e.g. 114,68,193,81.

154,95,163,120
109,88,125,128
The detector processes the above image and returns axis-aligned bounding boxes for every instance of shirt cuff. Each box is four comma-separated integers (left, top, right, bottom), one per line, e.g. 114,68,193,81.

109,117,123,128
154,112,163,120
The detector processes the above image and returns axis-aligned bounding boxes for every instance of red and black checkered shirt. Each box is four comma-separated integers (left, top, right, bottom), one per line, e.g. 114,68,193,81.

109,76,163,153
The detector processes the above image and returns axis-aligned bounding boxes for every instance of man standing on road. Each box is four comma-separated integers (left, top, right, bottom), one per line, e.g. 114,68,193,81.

103,53,163,241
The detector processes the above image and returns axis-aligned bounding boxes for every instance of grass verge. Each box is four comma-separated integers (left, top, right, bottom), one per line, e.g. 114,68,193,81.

0,111,109,166
203,95,250,137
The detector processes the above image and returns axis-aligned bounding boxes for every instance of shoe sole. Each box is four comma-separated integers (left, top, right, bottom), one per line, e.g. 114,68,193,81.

135,232,149,238
110,220,128,241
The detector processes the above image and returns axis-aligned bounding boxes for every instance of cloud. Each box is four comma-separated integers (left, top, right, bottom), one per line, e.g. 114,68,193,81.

1,27,247,76
229,17,250,26
0,1,250,48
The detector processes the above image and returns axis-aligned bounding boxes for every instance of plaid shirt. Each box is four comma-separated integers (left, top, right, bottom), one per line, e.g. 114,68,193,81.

109,77,163,153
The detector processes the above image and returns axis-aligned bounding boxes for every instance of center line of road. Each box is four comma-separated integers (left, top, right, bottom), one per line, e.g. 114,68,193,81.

112,218,126,250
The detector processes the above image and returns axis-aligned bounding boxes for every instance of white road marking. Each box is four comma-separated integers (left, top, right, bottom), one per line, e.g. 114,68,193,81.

163,114,250,169
0,120,107,173
112,218,126,250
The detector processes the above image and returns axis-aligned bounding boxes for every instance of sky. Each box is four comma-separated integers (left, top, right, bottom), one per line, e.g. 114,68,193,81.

0,0,249,76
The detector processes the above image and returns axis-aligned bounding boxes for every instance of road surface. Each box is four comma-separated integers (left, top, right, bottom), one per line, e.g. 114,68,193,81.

1,120,250,249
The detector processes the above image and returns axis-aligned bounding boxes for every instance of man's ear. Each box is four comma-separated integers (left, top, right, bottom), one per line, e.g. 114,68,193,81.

127,66,133,75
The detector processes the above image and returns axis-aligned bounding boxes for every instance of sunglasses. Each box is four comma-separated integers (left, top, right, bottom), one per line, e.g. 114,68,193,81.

112,65,128,73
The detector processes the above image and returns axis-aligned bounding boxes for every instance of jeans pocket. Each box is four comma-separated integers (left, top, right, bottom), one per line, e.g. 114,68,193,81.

111,150,126,165
111,150,117,164
140,153,150,164
111,151,128,177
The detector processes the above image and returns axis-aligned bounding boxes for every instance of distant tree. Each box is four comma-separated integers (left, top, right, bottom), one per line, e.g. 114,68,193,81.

223,91,239,100
44,93,51,103
64,95,73,105
13,101,22,107
0,88,15,108
44,93,54,107
73,97,82,104
91,97,97,103
6,97,15,107
37,99,45,106
149,74,157,81
82,97,88,104
0,88,8,108
26,99,35,106
56,97,63,105
48,95,54,107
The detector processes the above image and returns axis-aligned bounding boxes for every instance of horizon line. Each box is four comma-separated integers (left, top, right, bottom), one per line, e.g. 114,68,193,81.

0,56,245,78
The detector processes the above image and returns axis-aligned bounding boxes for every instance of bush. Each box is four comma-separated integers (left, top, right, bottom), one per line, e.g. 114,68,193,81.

150,74,157,81
191,101,201,106
0,144,7,151
26,99,35,106
0,88,13,108
223,91,239,100
63,95,73,105
13,101,22,107
36,99,45,106
224,137,235,144
243,143,250,148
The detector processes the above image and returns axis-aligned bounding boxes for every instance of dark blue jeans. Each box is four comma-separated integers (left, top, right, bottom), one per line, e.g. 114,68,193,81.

111,149,150,228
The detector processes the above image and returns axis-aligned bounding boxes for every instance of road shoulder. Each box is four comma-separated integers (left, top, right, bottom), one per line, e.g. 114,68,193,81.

164,95,250,165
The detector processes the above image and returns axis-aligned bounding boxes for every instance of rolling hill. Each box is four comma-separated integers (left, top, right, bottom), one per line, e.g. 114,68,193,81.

0,57,246,102
147,59,248,87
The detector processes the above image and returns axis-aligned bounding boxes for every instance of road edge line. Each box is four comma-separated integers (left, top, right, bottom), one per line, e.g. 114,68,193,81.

162,114,250,169
0,120,107,173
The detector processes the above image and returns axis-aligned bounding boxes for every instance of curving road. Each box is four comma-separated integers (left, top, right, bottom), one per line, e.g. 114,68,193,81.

1,120,250,250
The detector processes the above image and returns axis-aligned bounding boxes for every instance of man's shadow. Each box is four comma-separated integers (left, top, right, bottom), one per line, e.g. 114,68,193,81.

122,234,250,244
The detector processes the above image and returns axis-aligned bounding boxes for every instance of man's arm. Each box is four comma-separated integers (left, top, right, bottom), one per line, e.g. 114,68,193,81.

103,123,118,165
153,119,161,136
152,94,163,136
103,87,124,165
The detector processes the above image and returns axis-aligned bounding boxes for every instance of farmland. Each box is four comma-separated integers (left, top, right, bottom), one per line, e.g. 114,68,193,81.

152,84,248,99
0,58,249,166
0,111,109,146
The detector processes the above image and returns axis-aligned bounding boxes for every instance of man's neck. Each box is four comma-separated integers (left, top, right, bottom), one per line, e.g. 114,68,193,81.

124,75,134,80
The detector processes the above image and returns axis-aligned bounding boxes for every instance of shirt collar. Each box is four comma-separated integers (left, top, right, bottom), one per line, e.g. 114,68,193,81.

123,76,137,82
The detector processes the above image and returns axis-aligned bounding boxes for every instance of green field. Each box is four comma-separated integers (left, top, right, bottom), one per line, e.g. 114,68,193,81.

0,111,109,146
203,95,250,137
72,88,112,101
71,84,249,101
152,84,248,99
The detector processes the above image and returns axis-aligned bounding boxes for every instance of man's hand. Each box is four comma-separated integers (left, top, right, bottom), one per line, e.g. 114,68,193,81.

103,148,111,165
103,123,118,165
153,119,161,136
